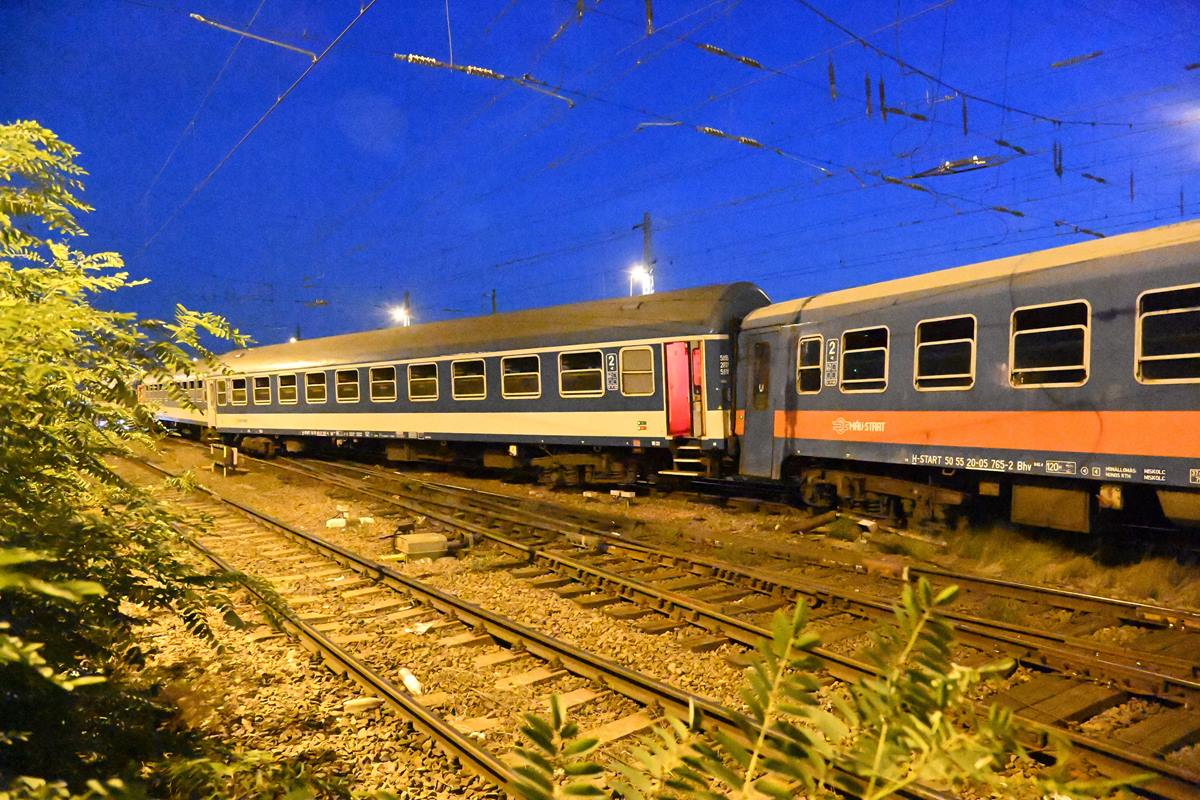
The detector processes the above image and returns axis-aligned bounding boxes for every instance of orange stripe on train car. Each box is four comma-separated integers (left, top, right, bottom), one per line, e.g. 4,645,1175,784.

772,410,1200,460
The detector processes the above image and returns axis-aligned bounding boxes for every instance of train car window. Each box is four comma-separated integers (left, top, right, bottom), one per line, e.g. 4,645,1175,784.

915,316,976,391
252,376,271,405
1137,284,1200,383
230,377,248,405
619,347,655,396
1010,301,1089,387
501,355,541,398
452,360,487,400
795,336,823,394
335,369,360,403
559,351,604,397
751,342,771,409
840,327,888,392
369,366,397,401
408,363,438,401
305,372,327,403
216,380,228,406
278,374,298,404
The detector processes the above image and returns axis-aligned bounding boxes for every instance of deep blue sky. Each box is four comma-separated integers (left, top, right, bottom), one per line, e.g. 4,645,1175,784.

3,0,1198,343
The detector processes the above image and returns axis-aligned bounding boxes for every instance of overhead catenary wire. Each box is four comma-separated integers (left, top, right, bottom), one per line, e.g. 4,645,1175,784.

789,0,1133,127
189,13,318,61
396,56,1111,236
140,0,379,254
138,0,268,208
373,84,1193,293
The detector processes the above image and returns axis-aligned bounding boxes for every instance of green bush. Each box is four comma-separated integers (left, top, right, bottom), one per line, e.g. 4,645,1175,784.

0,120,248,786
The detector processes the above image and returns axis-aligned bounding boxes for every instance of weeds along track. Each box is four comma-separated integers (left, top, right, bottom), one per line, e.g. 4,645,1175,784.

135,456,951,800
179,445,1200,800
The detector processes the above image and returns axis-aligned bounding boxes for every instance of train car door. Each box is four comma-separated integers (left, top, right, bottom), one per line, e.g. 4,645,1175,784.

664,342,692,436
739,339,777,477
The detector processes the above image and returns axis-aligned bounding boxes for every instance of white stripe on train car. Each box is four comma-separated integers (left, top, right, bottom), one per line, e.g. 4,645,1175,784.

209,409,680,439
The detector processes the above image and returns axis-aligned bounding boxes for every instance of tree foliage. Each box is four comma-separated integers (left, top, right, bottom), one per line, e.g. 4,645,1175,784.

0,120,248,784
513,579,1133,799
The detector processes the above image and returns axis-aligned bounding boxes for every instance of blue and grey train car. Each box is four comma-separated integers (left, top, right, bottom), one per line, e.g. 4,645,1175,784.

190,283,768,484
139,375,207,427
737,220,1200,532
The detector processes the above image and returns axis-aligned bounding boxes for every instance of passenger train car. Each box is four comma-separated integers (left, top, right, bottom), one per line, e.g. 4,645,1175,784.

146,283,769,485
146,220,1200,533
738,220,1200,532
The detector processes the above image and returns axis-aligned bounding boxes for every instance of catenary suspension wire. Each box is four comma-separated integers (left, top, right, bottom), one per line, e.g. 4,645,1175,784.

139,0,379,255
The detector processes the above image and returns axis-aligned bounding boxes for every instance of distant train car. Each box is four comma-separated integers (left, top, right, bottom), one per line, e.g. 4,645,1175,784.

737,220,1200,532
139,375,207,427
169,284,768,485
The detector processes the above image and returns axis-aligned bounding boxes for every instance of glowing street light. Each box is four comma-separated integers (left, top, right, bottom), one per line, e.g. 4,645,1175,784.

389,305,412,327
628,263,654,296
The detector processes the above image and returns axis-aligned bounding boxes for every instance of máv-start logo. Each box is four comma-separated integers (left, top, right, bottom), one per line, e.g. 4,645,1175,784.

832,417,886,435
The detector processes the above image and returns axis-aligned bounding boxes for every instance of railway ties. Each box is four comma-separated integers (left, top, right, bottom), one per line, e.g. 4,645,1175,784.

265,454,1200,799
158,442,1200,797
166,490,669,779
140,456,893,800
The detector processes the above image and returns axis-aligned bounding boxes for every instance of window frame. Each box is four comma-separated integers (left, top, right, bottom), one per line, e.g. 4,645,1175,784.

407,362,439,402
1008,299,1091,389
795,335,824,395
369,366,398,402
230,377,248,405
618,346,656,397
750,341,773,410
450,359,487,400
838,325,890,394
558,349,606,398
252,375,271,405
500,355,541,399
913,314,977,392
1134,282,1200,385
216,379,228,406
334,369,360,404
304,371,328,404
278,374,298,405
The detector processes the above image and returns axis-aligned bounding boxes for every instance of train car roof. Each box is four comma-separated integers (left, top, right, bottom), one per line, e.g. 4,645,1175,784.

217,282,769,373
743,218,1200,330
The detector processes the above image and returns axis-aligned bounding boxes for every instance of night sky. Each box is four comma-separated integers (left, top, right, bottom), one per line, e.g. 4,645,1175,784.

3,1,1198,344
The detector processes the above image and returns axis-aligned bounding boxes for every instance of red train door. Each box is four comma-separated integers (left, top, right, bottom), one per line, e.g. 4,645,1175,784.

665,342,692,437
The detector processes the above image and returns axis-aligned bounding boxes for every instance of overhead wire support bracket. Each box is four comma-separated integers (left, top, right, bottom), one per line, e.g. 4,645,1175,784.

142,0,378,254
906,154,1010,179
189,13,318,61
394,53,575,108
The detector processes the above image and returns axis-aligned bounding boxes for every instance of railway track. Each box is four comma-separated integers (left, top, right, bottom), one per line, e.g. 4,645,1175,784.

134,455,956,799
170,443,1200,800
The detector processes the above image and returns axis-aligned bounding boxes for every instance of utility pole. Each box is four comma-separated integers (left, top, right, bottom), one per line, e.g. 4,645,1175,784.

491,288,497,314
631,211,656,295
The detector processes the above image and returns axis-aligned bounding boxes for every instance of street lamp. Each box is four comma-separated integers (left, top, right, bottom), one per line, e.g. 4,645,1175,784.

628,263,654,296
389,305,411,327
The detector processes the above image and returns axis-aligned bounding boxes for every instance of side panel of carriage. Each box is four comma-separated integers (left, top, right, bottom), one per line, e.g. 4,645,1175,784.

739,229,1200,529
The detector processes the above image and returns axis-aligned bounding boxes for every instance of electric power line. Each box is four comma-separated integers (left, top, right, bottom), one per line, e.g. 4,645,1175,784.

139,0,379,254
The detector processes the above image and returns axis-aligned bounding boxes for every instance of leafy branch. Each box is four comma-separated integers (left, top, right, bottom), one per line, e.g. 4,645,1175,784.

513,579,1132,799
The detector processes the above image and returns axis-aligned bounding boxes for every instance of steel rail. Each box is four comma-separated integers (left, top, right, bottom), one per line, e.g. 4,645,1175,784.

183,535,515,789
313,456,1200,633
138,456,947,800
296,458,1200,699
250,454,1200,800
